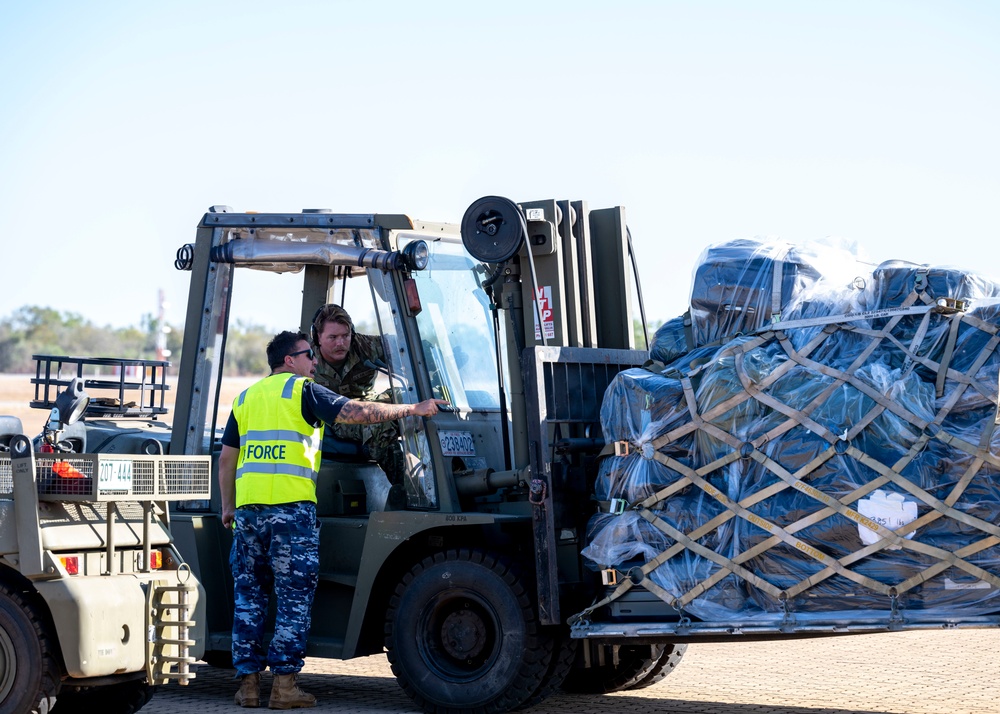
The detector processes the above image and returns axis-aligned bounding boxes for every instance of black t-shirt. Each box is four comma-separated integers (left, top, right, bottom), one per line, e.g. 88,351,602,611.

221,378,349,449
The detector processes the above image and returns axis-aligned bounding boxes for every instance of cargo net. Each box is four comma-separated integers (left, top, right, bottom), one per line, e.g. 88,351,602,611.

579,241,1000,625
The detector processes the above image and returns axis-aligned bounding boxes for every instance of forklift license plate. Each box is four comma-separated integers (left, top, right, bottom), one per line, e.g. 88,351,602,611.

438,431,476,457
98,460,133,493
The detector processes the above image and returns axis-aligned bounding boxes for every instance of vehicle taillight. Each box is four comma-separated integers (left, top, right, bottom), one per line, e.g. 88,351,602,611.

60,556,79,575
150,551,163,569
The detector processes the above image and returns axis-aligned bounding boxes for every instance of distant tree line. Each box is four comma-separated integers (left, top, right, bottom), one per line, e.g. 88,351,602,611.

0,306,273,376
0,306,663,376
634,317,663,351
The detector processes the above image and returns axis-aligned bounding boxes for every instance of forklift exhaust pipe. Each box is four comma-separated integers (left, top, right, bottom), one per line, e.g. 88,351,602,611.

209,240,408,271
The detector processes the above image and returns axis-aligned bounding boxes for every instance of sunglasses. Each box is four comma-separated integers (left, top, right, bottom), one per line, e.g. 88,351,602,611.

288,348,315,360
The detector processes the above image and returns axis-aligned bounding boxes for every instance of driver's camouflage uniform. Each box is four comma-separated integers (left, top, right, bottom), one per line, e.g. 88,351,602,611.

313,333,406,484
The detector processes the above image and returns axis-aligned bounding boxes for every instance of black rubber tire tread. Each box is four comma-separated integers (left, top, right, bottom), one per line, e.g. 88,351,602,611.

0,584,60,714
516,629,577,710
384,549,552,714
54,680,156,714
626,643,688,690
200,650,235,670
560,643,665,695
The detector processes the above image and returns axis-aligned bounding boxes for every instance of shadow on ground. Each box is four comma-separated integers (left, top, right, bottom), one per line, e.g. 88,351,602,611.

143,663,908,714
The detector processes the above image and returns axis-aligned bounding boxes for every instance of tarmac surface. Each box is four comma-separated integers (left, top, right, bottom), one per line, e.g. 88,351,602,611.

145,629,999,714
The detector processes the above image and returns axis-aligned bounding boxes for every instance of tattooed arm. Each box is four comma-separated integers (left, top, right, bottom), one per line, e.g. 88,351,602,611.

335,397,448,424
304,379,447,425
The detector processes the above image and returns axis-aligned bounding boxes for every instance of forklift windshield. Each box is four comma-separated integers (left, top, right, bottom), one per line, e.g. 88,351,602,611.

400,234,501,413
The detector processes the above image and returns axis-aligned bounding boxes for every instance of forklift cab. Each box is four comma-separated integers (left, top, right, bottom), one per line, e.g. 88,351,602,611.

170,210,507,519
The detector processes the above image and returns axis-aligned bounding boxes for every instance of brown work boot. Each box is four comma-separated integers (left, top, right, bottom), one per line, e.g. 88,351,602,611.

234,672,261,707
268,673,316,710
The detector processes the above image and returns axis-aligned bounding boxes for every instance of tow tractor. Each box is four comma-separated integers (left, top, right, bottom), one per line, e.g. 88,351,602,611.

0,358,208,713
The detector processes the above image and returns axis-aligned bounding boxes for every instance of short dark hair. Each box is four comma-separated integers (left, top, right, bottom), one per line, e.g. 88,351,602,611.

267,331,308,369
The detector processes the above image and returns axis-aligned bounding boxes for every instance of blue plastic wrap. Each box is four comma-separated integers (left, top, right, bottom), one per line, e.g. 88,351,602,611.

581,512,669,569
864,260,1000,310
594,369,695,503
585,240,1000,625
687,239,824,347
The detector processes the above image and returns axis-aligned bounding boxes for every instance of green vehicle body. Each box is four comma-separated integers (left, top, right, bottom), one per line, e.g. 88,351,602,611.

158,199,657,712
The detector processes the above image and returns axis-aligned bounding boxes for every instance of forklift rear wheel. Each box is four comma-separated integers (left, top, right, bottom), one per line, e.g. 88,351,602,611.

385,549,552,714
0,586,59,714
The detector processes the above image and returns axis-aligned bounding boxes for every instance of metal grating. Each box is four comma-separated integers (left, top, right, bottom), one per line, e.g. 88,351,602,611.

160,459,213,496
2,455,212,502
0,458,9,493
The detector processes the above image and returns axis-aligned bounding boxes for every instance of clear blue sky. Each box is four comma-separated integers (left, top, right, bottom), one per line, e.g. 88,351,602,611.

2,1,998,332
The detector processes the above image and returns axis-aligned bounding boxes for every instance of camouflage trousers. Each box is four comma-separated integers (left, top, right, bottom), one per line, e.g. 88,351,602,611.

329,420,405,484
230,501,320,676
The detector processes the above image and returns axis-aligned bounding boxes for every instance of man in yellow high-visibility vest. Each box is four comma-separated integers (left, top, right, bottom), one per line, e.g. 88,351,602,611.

218,331,446,709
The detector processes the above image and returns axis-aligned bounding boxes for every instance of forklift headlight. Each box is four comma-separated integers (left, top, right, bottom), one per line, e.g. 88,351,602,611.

402,240,430,271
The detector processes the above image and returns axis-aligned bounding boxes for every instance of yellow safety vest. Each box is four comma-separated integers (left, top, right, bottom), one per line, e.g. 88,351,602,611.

232,373,324,507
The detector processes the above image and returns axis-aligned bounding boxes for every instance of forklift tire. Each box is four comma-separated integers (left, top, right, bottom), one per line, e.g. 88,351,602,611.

54,680,156,714
0,586,59,714
385,549,552,714
561,642,684,694
516,629,577,710
627,642,687,690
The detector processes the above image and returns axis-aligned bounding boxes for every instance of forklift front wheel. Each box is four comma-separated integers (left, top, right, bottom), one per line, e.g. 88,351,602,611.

385,549,551,714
